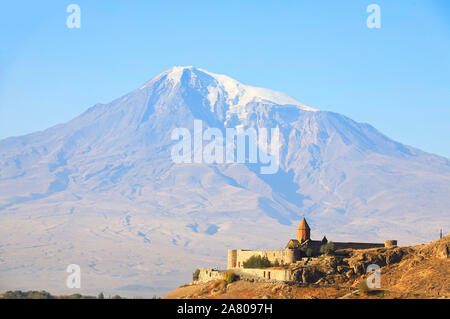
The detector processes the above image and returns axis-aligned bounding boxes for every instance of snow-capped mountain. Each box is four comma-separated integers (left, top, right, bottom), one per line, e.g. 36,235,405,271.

0,66,449,297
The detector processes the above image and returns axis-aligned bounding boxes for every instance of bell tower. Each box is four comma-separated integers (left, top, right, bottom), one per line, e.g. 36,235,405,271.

297,217,311,243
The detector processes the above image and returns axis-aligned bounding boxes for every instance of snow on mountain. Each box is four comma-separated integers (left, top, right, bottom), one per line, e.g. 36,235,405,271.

0,66,449,297
143,66,315,110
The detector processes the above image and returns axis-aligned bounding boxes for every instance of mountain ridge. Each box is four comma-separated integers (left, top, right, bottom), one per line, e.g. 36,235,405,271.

0,66,448,297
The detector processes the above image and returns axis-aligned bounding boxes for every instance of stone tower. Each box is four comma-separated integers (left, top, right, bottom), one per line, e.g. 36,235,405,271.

297,217,311,243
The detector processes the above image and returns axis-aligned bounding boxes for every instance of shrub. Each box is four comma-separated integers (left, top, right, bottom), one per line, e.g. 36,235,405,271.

0,290,104,299
0,290,55,299
223,271,238,284
358,279,370,294
192,269,200,281
211,280,227,291
243,255,272,268
299,245,314,257
211,280,222,289
320,242,336,255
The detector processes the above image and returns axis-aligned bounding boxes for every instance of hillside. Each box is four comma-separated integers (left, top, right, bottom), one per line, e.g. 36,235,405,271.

164,236,449,299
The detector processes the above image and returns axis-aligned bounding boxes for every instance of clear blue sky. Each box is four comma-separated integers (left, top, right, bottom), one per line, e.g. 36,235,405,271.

0,1,449,157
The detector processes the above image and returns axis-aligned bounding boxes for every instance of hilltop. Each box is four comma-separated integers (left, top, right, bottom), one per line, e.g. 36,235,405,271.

164,235,449,299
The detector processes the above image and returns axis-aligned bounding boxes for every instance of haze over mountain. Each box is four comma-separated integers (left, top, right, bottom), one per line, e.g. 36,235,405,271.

0,66,449,297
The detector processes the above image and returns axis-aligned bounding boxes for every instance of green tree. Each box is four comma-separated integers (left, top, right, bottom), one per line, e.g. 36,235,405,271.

223,271,238,284
320,241,336,255
192,269,200,281
243,255,272,268
97,292,104,299
358,279,370,295
299,245,313,257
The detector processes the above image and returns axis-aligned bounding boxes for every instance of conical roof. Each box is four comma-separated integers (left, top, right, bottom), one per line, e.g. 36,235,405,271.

297,217,310,230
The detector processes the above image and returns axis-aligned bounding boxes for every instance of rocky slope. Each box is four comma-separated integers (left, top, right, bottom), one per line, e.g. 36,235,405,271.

164,236,449,299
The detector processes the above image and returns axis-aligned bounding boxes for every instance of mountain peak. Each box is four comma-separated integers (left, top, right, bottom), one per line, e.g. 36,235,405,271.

1,64,449,299
162,65,196,83
141,66,317,112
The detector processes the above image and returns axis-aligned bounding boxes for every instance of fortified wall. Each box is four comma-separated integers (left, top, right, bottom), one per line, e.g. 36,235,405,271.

227,249,300,269
193,268,226,284
227,218,397,270
233,268,293,282
191,218,397,285
193,268,294,284
333,242,385,250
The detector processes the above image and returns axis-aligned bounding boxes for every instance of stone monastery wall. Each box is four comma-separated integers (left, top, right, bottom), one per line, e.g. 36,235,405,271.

227,249,300,269
193,268,226,283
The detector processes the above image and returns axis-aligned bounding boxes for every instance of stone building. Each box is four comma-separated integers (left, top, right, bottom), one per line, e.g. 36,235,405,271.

192,218,397,284
227,217,396,269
